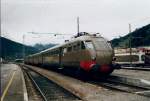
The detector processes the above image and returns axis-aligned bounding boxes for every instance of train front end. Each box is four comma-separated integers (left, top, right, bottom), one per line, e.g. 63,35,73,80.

80,35,120,76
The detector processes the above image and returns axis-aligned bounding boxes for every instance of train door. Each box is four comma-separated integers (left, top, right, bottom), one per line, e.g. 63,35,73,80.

145,52,150,65
73,42,82,65
59,47,63,68
61,47,67,67
41,54,43,65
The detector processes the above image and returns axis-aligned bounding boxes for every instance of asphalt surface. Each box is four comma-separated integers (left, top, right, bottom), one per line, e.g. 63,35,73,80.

1,63,27,101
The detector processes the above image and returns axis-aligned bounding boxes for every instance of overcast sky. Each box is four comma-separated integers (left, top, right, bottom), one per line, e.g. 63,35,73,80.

1,0,150,45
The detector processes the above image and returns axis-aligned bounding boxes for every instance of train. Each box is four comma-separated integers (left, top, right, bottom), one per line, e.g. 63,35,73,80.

114,48,150,67
25,32,120,77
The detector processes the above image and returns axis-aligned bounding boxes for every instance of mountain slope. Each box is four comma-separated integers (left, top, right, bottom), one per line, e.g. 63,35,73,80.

111,24,150,48
33,43,57,51
0,37,38,60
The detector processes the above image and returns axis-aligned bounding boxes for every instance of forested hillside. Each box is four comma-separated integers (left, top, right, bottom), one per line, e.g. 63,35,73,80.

0,37,38,60
111,24,150,48
0,37,57,61
33,43,57,51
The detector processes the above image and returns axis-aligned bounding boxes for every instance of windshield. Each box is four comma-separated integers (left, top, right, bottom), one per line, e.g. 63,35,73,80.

85,41,94,50
93,38,112,50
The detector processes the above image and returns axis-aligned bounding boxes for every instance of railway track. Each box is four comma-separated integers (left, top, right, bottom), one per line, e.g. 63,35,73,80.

22,66,81,101
88,75,150,97
22,68,45,101
121,67,150,71
21,64,150,101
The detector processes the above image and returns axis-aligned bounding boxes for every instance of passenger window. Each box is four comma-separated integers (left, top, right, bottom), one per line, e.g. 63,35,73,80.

67,46,72,52
77,43,80,50
51,51,53,55
50,51,52,55
73,43,80,51
54,50,59,55
63,48,67,53
73,45,78,51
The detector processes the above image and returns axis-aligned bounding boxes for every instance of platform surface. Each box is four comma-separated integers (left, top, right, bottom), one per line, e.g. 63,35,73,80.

24,64,150,101
113,68,150,81
1,63,27,101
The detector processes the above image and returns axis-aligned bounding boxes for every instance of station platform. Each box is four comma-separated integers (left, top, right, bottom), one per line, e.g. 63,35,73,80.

113,68,150,81
1,63,28,101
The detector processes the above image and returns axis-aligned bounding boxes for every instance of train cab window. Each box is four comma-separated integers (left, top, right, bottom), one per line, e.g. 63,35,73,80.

85,41,94,50
81,41,85,49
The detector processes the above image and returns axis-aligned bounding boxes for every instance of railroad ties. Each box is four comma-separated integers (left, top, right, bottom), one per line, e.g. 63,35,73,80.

21,66,81,101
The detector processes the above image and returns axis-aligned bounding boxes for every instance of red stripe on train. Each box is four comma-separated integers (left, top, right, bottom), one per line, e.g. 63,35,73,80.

80,61,96,71
100,65,110,73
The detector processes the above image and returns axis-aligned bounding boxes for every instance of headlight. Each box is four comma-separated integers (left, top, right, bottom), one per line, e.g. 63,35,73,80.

92,56,96,61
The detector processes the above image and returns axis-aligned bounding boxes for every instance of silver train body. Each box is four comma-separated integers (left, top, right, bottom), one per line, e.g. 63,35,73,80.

25,33,118,76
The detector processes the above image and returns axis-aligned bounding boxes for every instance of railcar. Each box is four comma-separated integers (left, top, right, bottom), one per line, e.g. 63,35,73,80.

114,48,150,67
15,59,23,63
25,32,119,77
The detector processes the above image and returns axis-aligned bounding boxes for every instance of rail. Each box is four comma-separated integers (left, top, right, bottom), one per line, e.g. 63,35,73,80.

23,68,48,101
22,66,80,101
121,67,150,71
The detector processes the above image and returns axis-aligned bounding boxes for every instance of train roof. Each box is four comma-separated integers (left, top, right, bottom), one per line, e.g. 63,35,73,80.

26,34,104,58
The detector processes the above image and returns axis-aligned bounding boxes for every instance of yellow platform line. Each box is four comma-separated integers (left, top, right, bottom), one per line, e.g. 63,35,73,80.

1,71,16,101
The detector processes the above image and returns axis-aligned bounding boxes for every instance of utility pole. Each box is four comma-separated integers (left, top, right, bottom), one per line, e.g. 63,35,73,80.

77,17,80,36
23,34,25,64
129,23,132,66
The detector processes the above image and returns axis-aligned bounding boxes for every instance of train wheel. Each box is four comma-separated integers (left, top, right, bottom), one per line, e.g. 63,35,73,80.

75,68,89,81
